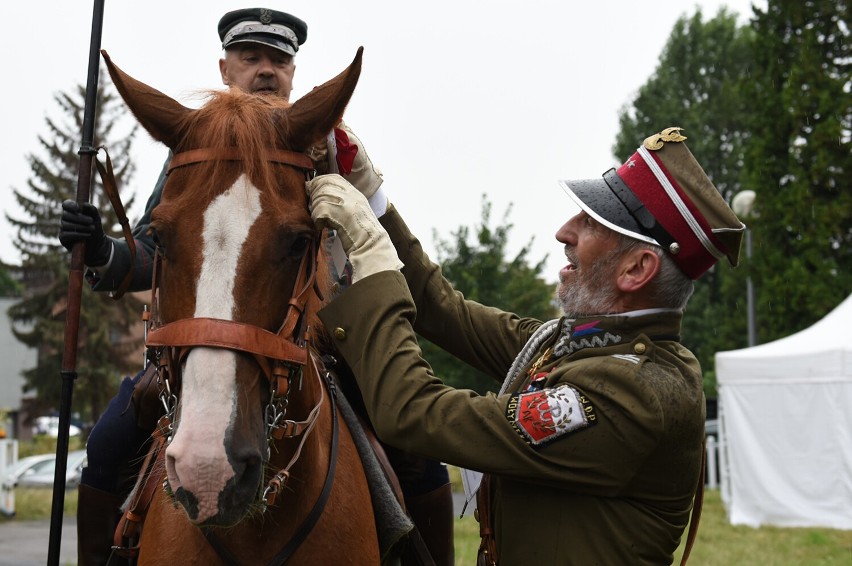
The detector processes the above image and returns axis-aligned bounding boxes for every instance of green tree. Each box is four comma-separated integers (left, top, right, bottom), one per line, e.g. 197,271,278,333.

418,196,559,393
742,0,851,342
614,8,757,394
0,262,22,297
5,76,143,425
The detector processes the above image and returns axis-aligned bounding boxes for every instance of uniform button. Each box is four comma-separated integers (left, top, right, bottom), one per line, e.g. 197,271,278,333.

333,327,347,340
633,342,646,355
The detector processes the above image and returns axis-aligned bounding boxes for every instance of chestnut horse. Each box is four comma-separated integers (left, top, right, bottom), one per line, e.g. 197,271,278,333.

102,49,381,564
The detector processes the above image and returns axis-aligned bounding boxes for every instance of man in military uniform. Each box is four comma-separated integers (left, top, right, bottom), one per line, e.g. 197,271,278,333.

60,9,454,565
307,127,745,564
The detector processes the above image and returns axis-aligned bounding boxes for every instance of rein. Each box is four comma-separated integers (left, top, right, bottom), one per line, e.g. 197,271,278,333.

113,146,337,561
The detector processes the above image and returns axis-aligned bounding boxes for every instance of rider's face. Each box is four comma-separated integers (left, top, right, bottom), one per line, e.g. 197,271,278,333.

219,44,296,101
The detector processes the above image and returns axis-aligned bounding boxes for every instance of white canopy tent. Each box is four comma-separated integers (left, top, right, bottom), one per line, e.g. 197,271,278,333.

715,293,852,530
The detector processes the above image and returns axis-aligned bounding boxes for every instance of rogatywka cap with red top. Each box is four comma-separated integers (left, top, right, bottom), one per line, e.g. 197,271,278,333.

558,127,746,279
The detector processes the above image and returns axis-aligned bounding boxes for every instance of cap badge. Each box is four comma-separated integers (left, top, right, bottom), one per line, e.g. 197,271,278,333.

643,127,687,151
259,9,273,24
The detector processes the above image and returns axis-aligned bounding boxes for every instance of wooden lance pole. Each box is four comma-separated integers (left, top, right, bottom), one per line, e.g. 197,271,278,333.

48,1,107,564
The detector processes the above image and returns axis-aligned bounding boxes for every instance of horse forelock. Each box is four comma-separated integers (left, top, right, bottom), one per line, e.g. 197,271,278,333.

179,89,299,200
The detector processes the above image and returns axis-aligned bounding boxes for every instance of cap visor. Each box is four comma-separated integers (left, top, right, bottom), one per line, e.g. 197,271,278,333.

558,178,658,246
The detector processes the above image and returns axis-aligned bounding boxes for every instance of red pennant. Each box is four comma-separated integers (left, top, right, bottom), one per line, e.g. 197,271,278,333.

333,127,358,175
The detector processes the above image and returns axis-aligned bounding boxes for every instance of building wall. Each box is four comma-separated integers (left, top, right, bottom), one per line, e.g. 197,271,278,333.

0,297,37,438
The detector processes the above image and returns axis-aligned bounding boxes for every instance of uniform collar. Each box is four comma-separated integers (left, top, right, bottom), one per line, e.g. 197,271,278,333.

552,309,683,358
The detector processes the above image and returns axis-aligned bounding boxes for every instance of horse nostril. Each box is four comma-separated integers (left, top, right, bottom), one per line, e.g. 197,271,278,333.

234,450,263,480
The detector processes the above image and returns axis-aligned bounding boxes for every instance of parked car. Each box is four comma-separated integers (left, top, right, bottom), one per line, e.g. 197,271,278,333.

32,415,81,437
16,450,87,489
2,453,57,488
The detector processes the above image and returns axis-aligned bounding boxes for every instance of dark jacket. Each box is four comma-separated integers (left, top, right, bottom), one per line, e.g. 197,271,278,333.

89,154,170,292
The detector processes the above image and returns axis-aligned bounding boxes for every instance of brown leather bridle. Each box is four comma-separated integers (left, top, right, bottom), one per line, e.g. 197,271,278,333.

113,146,342,564
148,145,326,496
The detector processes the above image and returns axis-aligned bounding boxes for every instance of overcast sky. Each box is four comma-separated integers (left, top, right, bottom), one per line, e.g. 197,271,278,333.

0,0,762,281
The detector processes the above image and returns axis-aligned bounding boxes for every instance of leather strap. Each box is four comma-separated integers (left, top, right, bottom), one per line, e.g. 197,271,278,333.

680,440,706,566
167,147,314,175
93,147,136,300
146,318,309,365
203,366,340,566
475,474,497,566
111,415,170,557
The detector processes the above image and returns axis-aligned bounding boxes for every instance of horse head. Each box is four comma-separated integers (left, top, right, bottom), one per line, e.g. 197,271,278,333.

102,48,362,527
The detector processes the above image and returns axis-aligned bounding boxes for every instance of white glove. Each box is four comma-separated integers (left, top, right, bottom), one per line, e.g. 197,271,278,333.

307,174,403,283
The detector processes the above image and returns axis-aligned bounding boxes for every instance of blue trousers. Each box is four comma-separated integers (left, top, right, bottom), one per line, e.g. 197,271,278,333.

81,369,151,493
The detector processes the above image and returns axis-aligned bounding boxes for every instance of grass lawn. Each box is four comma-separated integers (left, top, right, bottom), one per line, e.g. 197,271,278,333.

449,472,852,565
5,473,851,565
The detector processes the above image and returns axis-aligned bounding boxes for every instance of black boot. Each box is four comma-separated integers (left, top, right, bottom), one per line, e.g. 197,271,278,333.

77,483,124,566
405,482,455,566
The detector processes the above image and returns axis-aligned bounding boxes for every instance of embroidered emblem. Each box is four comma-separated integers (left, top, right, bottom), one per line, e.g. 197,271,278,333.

259,9,273,24
611,354,641,364
507,385,597,447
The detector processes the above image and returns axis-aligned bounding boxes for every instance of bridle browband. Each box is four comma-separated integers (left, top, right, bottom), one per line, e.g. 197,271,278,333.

166,147,315,176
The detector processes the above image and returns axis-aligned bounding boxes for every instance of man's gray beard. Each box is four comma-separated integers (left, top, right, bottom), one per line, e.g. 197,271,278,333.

556,251,620,318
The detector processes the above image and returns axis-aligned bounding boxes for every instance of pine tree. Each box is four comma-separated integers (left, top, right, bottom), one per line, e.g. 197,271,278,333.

743,0,851,342
613,8,757,393
0,262,22,297
5,74,144,425
419,196,559,393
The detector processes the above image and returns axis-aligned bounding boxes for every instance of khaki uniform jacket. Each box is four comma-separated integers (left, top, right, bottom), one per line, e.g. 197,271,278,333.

319,206,705,565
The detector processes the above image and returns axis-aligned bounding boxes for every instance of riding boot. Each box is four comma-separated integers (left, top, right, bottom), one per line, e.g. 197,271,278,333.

405,482,455,566
77,483,124,566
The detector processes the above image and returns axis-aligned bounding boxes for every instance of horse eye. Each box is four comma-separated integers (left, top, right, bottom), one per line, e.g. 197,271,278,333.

288,235,311,258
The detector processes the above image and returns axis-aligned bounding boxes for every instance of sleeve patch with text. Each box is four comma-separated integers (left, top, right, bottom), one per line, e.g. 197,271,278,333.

507,385,597,447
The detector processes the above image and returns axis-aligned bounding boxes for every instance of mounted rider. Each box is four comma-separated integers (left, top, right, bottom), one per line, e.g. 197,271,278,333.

59,8,454,565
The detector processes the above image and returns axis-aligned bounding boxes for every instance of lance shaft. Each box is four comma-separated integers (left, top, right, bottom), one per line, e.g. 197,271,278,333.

48,1,106,564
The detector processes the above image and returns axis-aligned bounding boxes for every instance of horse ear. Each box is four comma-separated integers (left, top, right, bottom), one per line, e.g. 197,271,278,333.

285,47,364,151
101,50,192,150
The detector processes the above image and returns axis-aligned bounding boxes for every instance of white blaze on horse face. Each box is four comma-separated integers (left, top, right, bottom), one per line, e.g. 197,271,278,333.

166,174,262,522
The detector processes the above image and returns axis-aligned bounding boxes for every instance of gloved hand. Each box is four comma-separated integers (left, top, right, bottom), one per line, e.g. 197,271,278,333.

306,174,402,283
59,199,113,267
337,121,383,199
